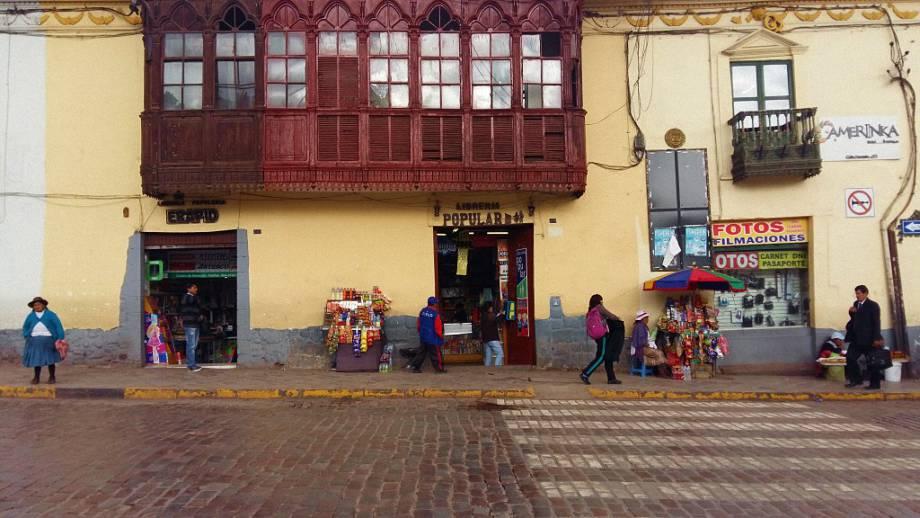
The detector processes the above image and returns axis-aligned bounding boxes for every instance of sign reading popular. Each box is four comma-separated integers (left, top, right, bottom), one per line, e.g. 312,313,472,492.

711,219,808,248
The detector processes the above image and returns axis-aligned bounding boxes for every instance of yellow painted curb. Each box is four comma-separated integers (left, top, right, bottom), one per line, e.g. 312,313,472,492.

641,391,666,399
301,389,364,398
234,389,282,399
817,392,885,401
177,389,216,399
767,393,812,401
125,388,177,400
363,389,406,398
0,386,55,399
665,391,693,399
483,387,535,399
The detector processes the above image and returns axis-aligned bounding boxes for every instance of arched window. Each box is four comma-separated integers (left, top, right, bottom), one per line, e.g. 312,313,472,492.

162,3,204,110
265,3,308,108
369,4,410,108
521,5,562,109
317,4,359,109
471,6,511,110
420,6,461,109
215,5,256,109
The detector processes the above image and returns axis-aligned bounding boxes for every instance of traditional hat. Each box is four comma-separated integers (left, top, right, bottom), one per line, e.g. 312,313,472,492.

27,296,49,308
635,310,650,321
830,331,846,341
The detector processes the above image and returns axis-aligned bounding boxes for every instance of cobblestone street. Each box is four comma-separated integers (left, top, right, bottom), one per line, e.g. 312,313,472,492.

2,398,920,517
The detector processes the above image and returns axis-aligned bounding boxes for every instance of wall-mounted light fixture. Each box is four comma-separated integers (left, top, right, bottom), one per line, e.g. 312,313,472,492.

527,199,535,217
434,200,441,217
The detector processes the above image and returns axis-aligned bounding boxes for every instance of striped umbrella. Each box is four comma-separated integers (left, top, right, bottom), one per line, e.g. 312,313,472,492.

642,267,747,292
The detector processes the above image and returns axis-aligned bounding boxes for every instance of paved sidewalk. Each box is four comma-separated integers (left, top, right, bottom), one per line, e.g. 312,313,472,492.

1,364,918,400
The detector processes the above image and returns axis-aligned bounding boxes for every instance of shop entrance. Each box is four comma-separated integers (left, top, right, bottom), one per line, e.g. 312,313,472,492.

142,232,239,367
434,225,535,365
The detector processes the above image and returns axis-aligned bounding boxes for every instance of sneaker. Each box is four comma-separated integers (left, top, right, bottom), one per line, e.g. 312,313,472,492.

580,373,591,385
411,368,422,374
190,366,203,373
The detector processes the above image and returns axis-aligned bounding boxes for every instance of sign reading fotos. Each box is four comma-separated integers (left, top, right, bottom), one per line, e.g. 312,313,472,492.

711,218,808,248
819,116,901,161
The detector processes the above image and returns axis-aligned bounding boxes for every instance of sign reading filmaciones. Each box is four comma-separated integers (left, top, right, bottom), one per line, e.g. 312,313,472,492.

710,218,808,248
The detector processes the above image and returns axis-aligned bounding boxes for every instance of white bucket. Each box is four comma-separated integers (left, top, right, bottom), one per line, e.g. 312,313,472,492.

885,362,902,383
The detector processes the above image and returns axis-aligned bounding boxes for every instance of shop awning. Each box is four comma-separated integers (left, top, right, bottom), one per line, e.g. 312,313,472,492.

643,268,746,292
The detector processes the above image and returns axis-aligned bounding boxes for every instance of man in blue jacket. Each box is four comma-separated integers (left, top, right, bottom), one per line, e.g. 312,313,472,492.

410,296,446,373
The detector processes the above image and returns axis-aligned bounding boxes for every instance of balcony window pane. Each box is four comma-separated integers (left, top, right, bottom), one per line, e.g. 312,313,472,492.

522,34,540,57
442,60,460,83
339,32,357,55
288,59,306,83
318,32,337,55
217,87,235,108
163,86,182,109
472,60,490,84
391,85,409,108
216,33,235,57
164,34,183,57
267,59,285,81
765,99,791,110
421,34,439,56
267,84,286,107
370,83,389,107
370,59,388,82
421,60,439,83
493,60,511,84
525,84,542,108
543,85,562,108
472,34,490,57
440,33,459,56
217,61,235,84
237,33,255,57
163,62,183,84
184,62,202,84
390,59,408,82
731,65,757,98
422,85,440,108
734,100,758,113
492,34,510,57
239,61,255,85
493,86,511,108
442,85,461,108
183,86,202,109
523,59,541,83
184,34,203,57
370,32,387,55
390,32,408,54
473,85,491,109
543,60,561,83
288,33,305,54
763,64,789,96
268,32,285,55
287,85,306,108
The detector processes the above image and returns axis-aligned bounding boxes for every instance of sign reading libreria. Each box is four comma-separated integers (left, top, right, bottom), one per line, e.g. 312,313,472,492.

819,117,901,161
711,219,808,247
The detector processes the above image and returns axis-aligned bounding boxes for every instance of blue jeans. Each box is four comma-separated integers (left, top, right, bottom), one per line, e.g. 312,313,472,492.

185,326,199,369
483,340,503,366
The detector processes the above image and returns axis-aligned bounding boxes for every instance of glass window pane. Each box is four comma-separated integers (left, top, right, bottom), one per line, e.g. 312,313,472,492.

472,34,490,57
370,59,388,82
525,84,542,108
163,86,182,109
492,34,510,57
370,83,389,107
472,60,490,84
370,32,387,55
734,100,759,113
731,65,757,98
647,151,678,209
318,32,337,55
440,33,459,56
493,86,511,109
183,86,202,109
184,33,203,57
240,87,254,108
390,32,408,54
493,60,511,84
422,85,440,108
540,33,561,57
164,34,183,58
543,60,561,83
421,60,439,83
216,33,235,57
339,32,357,55
268,32,285,55
681,209,709,226
442,85,460,108
238,61,255,86
184,62,202,84
523,59,541,83
390,59,408,82
163,62,183,84
420,34,439,56
267,84,286,107
765,99,790,110
543,85,562,108
441,60,460,84
763,64,790,96
522,34,540,57
288,59,306,83
216,87,235,108
237,33,255,57
473,85,491,109
217,61,235,85
287,85,306,108
390,85,409,108
267,59,286,82
288,33,305,54
677,150,709,208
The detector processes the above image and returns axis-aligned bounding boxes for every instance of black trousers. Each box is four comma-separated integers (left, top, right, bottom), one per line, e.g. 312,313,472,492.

410,343,444,371
582,321,625,381
845,343,882,387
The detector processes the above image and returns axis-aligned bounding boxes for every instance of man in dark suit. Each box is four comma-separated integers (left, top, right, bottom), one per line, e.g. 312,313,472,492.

844,285,884,389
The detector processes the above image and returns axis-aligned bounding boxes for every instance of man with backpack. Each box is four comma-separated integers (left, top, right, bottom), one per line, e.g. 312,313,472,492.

581,294,624,385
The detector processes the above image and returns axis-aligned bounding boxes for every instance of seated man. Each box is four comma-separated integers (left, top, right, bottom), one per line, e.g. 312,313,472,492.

815,331,845,377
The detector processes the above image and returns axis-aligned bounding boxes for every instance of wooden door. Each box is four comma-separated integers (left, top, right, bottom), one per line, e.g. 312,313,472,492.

505,225,535,365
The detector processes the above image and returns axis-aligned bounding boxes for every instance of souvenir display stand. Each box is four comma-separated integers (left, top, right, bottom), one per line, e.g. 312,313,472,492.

655,295,728,380
442,323,483,364
324,287,393,372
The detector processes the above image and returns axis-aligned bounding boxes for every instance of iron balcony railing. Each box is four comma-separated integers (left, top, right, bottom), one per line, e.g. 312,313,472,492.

727,107,821,181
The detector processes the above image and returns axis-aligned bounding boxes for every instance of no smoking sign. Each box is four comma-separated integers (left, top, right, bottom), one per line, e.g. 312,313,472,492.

845,188,875,218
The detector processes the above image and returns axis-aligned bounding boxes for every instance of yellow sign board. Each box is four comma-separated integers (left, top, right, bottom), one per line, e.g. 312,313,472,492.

759,250,808,269
711,218,809,247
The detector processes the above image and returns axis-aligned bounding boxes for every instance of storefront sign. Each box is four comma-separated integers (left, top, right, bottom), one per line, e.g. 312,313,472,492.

441,210,526,227
515,248,530,337
166,208,220,224
819,116,901,161
168,250,236,272
711,218,808,247
713,250,807,270
713,251,759,270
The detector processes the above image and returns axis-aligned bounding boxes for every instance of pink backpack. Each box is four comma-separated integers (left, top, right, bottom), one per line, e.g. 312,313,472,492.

586,307,609,339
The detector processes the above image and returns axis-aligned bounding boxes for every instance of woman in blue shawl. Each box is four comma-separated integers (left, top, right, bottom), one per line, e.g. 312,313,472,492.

22,296,65,384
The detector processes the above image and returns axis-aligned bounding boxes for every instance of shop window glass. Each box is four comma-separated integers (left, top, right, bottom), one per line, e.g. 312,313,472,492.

420,7,461,109
731,61,793,128
369,31,409,108
215,7,256,109
472,33,511,109
715,267,810,330
266,32,307,108
163,33,203,110
522,33,562,109
647,149,711,270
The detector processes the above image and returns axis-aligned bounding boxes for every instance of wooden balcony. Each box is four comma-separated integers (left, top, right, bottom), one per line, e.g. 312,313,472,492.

728,108,821,182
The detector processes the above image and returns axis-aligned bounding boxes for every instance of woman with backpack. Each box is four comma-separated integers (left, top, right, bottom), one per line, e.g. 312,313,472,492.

581,294,624,385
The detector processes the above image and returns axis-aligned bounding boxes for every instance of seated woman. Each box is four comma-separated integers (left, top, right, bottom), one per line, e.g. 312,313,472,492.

815,331,845,377
631,311,666,373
